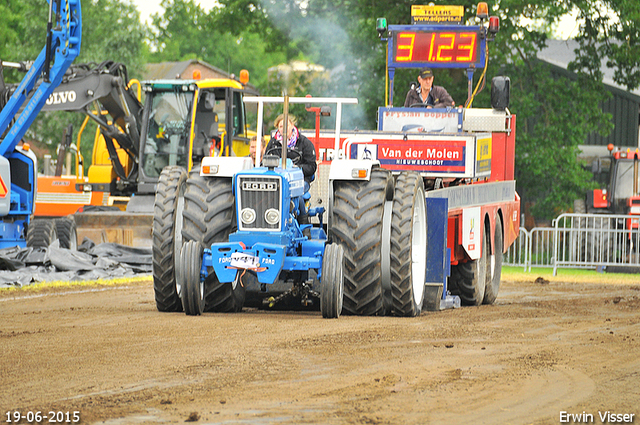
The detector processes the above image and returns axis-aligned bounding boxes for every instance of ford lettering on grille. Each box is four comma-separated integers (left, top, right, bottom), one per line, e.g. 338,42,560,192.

242,181,278,191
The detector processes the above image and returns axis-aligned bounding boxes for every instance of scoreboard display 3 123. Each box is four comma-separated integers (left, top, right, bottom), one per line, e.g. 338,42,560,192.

389,26,485,68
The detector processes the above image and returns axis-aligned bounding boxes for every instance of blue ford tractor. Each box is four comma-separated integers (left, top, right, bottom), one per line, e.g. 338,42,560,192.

153,97,430,318
168,151,344,318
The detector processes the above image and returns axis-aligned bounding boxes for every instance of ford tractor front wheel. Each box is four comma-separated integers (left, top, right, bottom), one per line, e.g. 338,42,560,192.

182,171,245,312
179,240,205,315
321,243,344,319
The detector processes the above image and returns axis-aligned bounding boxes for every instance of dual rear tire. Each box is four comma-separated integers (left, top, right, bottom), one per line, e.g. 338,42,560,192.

330,169,426,317
389,172,426,317
152,166,188,312
153,167,245,315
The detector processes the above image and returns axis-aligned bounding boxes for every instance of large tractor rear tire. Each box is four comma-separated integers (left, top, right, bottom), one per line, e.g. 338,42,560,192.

26,219,57,249
449,223,488,306
179,240,205,315
389,172,426,317
321,243,344,319
330,168,391,316
483,214,503,305
182,171,245,312
55,217,77,250
152,166,188,312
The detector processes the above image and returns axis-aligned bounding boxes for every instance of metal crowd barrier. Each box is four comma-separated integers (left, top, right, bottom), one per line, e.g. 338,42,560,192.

503,213,640,275
553,213,640,275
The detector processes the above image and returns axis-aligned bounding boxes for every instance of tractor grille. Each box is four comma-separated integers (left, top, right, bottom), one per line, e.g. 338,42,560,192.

237,176,281,231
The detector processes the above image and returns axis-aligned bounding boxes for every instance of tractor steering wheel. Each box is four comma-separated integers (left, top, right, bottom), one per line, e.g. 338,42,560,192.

409,102,433,108
265,146,302,165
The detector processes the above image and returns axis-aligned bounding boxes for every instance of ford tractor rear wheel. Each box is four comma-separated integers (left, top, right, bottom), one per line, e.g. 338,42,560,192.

330,168,392,316
179,240,205,315
449,224,488,306
483,214,503,304
182,171,245,312
152,166,188,312
26,219,57,249
321,243,344,319
389,172,426,317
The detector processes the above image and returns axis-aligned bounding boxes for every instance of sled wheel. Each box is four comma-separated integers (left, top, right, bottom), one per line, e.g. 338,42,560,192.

483,214,503,304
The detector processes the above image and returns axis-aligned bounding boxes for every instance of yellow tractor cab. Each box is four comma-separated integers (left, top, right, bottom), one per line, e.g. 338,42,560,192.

137,74,258,196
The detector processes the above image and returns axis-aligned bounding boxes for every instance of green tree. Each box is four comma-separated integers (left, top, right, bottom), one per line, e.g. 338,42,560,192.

148,0,288,89
1,0,149,172
274,0,632,219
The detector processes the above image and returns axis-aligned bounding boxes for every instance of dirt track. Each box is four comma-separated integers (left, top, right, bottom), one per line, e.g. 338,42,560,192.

1,277,639,425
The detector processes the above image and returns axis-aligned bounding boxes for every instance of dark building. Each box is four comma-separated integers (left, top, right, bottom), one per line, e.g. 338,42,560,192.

537,40,640,158
143,60,258,93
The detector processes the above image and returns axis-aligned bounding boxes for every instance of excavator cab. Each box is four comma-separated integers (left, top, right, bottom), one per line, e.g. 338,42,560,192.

140,88,194,178
137,79,254,196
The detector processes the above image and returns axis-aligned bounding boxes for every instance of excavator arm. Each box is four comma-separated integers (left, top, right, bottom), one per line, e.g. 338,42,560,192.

0,0,82,248
0,0,82,156
1,60,142,189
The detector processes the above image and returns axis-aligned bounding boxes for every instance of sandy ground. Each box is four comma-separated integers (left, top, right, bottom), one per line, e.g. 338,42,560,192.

1,277,639,425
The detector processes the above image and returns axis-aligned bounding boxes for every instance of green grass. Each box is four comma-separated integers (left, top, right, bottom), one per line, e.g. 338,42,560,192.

0,275,152,296
502,266,640,285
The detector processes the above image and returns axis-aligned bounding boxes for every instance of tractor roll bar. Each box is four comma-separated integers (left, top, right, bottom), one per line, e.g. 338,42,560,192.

243,96,358,167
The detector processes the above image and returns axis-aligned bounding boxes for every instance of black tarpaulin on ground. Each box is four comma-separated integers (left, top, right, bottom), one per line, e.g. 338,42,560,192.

0,239,152,288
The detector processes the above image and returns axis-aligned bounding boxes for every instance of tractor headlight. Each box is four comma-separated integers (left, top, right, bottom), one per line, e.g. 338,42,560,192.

263,155,280,168
241,208,256,225
265,208,280,225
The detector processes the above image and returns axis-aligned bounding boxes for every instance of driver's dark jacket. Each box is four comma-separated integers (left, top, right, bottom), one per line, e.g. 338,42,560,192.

265,133,317,184
403,85,454,108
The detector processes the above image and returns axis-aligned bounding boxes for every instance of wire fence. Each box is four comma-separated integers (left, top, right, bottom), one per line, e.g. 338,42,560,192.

504,213,640,275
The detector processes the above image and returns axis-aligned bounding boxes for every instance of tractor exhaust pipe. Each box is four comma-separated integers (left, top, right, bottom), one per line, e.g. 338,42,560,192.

282,94,289,170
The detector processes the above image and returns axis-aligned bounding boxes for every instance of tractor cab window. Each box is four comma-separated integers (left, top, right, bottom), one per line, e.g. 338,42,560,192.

593,157,611,187
232,91,247,138
193,90,222,161
226,90,250,157
612,160,639,202
142,90,194,177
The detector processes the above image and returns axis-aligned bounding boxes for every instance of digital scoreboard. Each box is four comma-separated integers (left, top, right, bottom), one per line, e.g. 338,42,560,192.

388,25,486,69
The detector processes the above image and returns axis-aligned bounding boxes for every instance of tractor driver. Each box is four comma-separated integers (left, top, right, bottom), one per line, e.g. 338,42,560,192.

265,114,317,224
403,68,455,109
265,114,317,189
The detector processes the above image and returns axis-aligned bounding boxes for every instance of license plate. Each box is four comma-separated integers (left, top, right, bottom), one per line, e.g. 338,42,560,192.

230,252,260,269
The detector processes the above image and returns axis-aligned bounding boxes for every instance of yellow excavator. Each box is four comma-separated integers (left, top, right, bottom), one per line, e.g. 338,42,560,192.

6,61,258,247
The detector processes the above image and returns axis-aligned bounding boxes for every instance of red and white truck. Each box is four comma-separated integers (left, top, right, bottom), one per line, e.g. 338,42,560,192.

157,2,521,317
249,2,521,313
